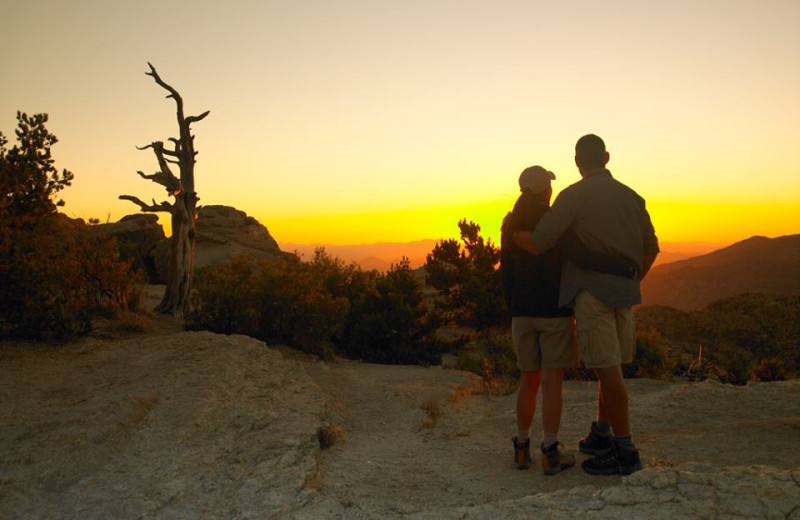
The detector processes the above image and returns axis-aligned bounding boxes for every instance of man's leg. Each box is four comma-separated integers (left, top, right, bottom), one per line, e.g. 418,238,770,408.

597,382,608,424
583,360,641,474
574,291,624,460
579,383,612,454
593,365,629,436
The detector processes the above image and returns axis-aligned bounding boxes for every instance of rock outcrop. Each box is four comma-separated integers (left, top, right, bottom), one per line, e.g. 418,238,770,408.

2,329,798,519
406,465,800,520
0,332,326,519
98,206,283,283
93,214,166,283
193,205,283,270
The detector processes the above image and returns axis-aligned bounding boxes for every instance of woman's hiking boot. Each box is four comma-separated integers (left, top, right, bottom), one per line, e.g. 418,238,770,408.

512,436,531,470
578,421,613,455
541,442,575,475
581,441,642,475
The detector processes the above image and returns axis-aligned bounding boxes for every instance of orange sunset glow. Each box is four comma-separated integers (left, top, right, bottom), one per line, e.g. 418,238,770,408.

2,1,798,250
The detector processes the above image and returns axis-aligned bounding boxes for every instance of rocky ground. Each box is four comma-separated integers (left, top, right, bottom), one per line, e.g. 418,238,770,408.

1,315,798,519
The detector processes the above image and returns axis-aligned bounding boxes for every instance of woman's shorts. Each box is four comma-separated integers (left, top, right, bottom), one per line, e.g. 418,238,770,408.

511,316,577,371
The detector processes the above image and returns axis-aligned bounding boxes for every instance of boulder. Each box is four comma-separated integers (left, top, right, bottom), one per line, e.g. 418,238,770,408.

193,205,282,270
101,206,283,283
94,214,166,283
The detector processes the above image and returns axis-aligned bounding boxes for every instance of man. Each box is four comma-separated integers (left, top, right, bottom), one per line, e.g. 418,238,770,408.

513,134,659,475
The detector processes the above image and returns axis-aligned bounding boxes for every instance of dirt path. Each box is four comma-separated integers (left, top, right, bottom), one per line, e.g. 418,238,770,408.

302,357,800,516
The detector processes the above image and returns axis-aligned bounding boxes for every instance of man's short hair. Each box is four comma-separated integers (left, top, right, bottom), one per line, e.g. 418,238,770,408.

575,134,607,169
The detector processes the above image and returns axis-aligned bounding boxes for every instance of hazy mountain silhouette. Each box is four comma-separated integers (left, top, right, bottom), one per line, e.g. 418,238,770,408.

280,240,436,271
641,235,800,311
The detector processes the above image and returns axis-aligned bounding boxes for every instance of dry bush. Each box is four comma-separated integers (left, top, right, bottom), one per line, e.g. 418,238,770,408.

420,397,441,428
645,456,675,469
334,257,447,366
0,216,146,340
447,379,485,405
112,311,156,335
455,335,519,396
317,424,346,449
188,254,346,359
749,358,789,382
623,329,678,380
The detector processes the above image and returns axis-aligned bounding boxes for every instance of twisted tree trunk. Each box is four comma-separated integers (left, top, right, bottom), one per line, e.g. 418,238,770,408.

120,63,210,317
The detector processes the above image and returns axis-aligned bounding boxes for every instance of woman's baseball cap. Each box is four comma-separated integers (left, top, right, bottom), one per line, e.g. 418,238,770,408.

519,165,555,193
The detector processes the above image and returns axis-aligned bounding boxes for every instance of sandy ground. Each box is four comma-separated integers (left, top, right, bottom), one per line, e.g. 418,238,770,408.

1,305,798,518
303,357,800,516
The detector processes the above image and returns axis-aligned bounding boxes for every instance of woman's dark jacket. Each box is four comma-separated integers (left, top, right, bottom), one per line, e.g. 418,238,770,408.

500,191,572,318
500,190,637,318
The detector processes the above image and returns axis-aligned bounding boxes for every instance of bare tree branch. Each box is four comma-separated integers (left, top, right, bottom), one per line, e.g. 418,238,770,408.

119,195,172,213
146,62,181,106
137,141,179,157
186,110,211,125
133,141,181,193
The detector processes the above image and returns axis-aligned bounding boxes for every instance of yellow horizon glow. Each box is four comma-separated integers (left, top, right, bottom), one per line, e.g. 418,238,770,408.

254,198,800,248
3,1,799,247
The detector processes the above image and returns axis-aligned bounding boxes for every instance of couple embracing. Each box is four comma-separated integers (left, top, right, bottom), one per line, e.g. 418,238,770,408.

500,134,659,476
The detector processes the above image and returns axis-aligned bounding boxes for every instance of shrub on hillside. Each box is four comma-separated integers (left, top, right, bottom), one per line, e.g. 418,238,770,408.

189,251,449,365
335,258,446,366
749,358,789,382
0,112,144,340
0,217,145,340
426,219,506,330
624,329,677,380
188,254,347,358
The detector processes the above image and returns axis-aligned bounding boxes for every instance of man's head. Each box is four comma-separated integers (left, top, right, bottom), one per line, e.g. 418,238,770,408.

519,165,555,197
575,134,609,173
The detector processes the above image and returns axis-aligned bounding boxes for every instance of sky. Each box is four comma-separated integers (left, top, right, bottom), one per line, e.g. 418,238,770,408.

2,0,799,247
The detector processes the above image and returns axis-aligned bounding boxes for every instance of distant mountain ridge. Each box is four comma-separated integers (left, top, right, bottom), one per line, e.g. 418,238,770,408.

280,240,437,271
641,234,800,311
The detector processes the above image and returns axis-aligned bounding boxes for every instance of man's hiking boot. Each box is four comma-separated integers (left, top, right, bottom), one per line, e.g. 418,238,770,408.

541,442,575,475
579,422,613,455
512,436,531,470
581,442,642,475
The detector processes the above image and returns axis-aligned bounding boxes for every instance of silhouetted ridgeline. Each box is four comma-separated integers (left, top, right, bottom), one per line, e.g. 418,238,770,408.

641,235,799,311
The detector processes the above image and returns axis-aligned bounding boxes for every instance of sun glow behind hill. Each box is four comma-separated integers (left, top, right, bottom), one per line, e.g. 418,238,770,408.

256,198,800,248
2,1,799,247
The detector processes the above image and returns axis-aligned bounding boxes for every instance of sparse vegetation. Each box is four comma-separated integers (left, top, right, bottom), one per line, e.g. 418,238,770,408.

187,253,347,359
636,294,800,385
335,257,447,366
0,112,145,340
455,335,520,395
420,397,441,428
317,424,346,449
426,219,506,331
749,358,789,382
624,329,677,380
188,250,451,365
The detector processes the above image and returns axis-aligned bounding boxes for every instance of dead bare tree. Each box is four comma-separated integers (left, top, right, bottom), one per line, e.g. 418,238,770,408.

121,63,210,316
